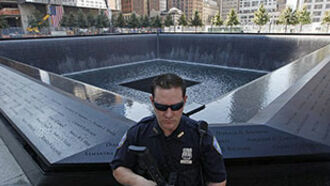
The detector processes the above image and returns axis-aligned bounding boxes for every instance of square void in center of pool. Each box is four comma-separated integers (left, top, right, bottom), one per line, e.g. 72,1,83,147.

120,76,200,94
67,60,267,104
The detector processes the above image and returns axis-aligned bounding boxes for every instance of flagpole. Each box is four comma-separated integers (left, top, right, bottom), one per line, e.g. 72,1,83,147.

104,0,112,31
47,0,52,32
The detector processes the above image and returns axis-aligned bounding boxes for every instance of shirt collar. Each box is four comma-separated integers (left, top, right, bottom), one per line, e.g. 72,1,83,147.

149,116,186,141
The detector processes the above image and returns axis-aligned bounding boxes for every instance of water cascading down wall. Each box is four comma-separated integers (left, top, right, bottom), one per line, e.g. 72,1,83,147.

0,33,330,185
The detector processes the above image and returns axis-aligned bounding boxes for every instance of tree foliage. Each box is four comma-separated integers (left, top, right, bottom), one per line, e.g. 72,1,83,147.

60,14,69,27
77,9,88,28
212,11,223,26
0,15,9,29
96,11,109,28
278,7,298,32
68,13,78,27
225,9,240,26
127,13,139,28
151,15,162,28
297,5,311,32
114,13,126,28
253,4,269,32
322,10,330,32
164,14,174,27
178,14,188,26
87,12,96,27
190,11,203,27
141,15,150,27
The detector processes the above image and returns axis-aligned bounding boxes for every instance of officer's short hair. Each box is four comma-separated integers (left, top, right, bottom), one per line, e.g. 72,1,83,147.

151,73,186,97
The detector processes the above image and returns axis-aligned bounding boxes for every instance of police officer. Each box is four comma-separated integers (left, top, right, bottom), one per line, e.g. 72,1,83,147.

110,73,227,186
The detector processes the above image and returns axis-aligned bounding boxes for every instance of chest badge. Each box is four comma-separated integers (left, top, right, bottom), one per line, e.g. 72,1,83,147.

180,148,192,164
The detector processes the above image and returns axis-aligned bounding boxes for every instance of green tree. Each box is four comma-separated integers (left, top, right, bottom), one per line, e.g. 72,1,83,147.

141,15,150,28
212,11,223,26
297,5,311,32
253,4,269,32
322,10,330,32
127,13,139,29
178,14,188,26
77,9,88,28
61,13,77,28
164,14,174,27
0,15,9,29
115,13,126,29
151,15,162,28
87,12,96,27
96,11,109,28
225,9,240,31
278,7,298,33
138,16,144,28
60,13,70,27
190,11,203,31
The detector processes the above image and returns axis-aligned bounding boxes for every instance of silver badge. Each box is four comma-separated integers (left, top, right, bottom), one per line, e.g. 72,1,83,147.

180,148,192,164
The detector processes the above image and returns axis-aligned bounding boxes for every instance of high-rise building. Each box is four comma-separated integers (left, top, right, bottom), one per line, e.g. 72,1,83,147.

168,0,204,21
297,0,330,23
121,0,159,16
220,0,239,19
109,0,121,10
203,0,219,24
238,0,278,25
159,0,167,11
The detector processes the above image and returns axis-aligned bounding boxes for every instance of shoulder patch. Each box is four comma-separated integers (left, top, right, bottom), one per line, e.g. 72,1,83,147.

117,132,127,149
213,136,223,155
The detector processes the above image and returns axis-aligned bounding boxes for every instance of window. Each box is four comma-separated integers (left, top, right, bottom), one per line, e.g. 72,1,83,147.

314,4,323,9
304,0,311,3
313,11,321,15
307,5,311,9
326,4,330,8
312,18,320,22
315,0,323,2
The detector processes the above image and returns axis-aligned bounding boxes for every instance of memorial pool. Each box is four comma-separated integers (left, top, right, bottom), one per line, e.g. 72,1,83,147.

0,33,329,186
66,60,266,105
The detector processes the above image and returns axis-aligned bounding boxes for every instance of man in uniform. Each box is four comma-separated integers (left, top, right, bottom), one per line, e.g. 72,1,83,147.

110,73,227,186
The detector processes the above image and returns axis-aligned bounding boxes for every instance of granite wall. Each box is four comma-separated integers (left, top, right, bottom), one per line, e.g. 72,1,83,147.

0,34,157,74
1,34,330,74
159,34,330,71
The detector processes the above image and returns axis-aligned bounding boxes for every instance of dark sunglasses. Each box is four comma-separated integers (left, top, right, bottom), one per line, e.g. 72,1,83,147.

153,101,184,111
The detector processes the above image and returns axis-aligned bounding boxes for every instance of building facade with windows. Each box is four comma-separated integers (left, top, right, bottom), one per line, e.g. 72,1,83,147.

168,0,203,21
121,0,159,16
159,0,167,11
297,0,330,23
238,0,278,25
203,0,219,24
220,0,239,20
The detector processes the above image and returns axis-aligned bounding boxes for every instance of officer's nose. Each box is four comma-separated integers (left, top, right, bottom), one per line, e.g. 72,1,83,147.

164,108,173,118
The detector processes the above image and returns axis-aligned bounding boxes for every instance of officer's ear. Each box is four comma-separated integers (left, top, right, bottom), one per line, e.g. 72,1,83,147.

184,95,187,104
149,95,154,103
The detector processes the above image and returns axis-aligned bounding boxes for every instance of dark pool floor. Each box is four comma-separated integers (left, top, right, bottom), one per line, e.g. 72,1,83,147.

66,60,267,105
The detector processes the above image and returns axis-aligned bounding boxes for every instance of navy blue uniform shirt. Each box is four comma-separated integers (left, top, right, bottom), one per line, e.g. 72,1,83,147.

110,115,227,185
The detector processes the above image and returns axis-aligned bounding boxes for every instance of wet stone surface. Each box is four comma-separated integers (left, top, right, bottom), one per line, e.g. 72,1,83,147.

67,60,266,105
120,75,200,94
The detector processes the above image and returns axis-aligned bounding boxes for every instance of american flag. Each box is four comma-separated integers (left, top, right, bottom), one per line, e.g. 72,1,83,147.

49,5,64,27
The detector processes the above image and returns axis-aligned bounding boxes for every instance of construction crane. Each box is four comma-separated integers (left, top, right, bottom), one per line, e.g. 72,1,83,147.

26,14,50,33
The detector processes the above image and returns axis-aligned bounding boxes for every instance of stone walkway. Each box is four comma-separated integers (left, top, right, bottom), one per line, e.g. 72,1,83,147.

0,138,31,186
